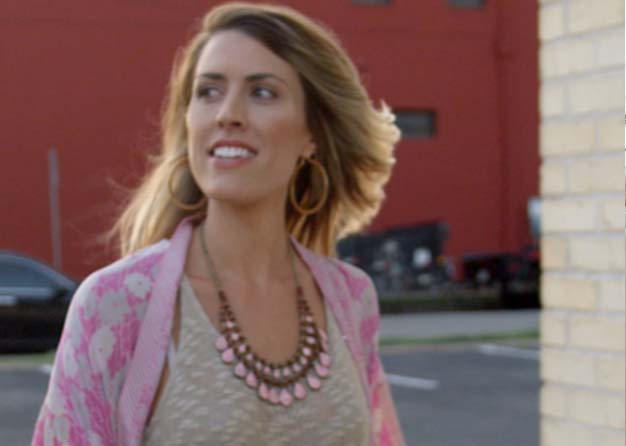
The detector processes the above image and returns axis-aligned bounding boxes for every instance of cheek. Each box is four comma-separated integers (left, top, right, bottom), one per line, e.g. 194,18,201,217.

186,107,198,136
186,105,212,142
262,110,308,149
185,107,211,181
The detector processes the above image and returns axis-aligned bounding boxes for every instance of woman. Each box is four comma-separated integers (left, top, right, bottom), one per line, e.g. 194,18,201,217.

33,2,405,445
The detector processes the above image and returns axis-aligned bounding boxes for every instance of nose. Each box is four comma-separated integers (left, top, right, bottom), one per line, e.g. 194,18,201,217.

216,93,247,130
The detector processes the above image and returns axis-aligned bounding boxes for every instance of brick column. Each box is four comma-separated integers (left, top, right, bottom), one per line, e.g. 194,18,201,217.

538,0,625,445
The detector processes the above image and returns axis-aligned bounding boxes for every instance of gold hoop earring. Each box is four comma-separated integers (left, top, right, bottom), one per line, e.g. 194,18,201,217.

289,155,329,216
167,154,207,212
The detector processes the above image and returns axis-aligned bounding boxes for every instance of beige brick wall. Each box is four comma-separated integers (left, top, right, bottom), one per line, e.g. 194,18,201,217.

538,1,625,445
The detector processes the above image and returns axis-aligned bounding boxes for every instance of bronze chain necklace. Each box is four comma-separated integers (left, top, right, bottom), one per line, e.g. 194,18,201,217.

198,228,332,407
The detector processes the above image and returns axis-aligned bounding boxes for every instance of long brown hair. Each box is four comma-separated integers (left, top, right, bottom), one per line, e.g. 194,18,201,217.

106,2,400,258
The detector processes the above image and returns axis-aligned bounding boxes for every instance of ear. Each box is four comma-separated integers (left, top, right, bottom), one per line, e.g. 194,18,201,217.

303,140,316,158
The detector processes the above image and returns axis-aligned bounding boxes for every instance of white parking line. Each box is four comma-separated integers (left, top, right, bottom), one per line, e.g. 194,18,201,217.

477,344,539,361
386,373,439,391
38,364,53,375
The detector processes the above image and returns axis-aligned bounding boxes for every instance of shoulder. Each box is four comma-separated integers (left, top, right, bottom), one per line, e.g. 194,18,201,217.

63,239,170,372
94,239,170,287
291,235,376,305
33,241,172,445
327,258,376,301
325,257,380,321
76,239,169,304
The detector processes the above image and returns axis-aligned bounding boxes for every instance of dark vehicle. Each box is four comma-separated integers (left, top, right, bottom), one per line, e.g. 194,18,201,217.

337,221,452,293
462,197,542,309
0,251,78,352
461,244,540,308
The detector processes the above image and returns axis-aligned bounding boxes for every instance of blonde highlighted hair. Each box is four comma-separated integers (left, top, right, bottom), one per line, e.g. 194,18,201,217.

106,2,400,258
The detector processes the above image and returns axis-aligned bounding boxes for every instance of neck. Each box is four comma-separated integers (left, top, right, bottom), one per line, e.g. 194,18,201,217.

195,198,296,290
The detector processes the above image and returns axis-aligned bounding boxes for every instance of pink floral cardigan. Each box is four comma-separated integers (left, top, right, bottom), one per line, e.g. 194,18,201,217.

32,214,406,446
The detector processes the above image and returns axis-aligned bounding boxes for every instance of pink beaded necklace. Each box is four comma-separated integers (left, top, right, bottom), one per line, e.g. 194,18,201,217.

198,228,332,408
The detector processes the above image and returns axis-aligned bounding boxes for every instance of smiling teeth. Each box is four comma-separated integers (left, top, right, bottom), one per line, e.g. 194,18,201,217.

213,146,256,158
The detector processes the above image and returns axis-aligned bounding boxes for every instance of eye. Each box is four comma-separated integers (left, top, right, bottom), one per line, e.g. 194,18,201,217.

196,86,220,99
253,86,277,99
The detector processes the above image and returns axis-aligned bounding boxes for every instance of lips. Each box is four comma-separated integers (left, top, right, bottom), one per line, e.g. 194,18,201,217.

208,140,259,156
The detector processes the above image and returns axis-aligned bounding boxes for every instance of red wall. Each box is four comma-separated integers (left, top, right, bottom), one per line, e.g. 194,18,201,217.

0,0,538,279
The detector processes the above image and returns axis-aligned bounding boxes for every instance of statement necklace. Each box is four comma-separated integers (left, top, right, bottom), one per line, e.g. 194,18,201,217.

198,228,332,408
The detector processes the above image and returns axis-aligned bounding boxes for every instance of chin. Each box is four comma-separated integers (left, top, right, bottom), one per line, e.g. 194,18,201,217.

204,188,262,207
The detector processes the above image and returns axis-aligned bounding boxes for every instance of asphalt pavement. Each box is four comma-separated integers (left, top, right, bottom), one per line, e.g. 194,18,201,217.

0,309,541,444
1,344,540,446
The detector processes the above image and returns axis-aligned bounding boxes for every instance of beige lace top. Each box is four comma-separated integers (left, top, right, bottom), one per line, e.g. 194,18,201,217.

142,273,370,446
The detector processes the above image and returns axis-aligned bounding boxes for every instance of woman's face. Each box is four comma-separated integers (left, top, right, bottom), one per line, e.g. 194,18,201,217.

186,30,314,207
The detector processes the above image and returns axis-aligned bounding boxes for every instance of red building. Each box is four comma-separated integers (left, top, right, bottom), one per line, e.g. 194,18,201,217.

1,0,538,279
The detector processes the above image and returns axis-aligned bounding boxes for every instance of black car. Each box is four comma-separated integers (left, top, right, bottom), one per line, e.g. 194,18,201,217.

0,251,79,352
461,244,540,309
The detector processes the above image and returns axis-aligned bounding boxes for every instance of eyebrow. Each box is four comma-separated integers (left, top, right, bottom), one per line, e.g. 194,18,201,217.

196,72,287,85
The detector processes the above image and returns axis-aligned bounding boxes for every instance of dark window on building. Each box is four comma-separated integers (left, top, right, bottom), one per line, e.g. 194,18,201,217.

352,0,391,5
449,0,485,8
394,110,436,139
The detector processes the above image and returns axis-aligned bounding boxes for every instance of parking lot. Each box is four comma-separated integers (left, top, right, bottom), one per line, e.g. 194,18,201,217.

0,341,539,446
385,342,539,445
